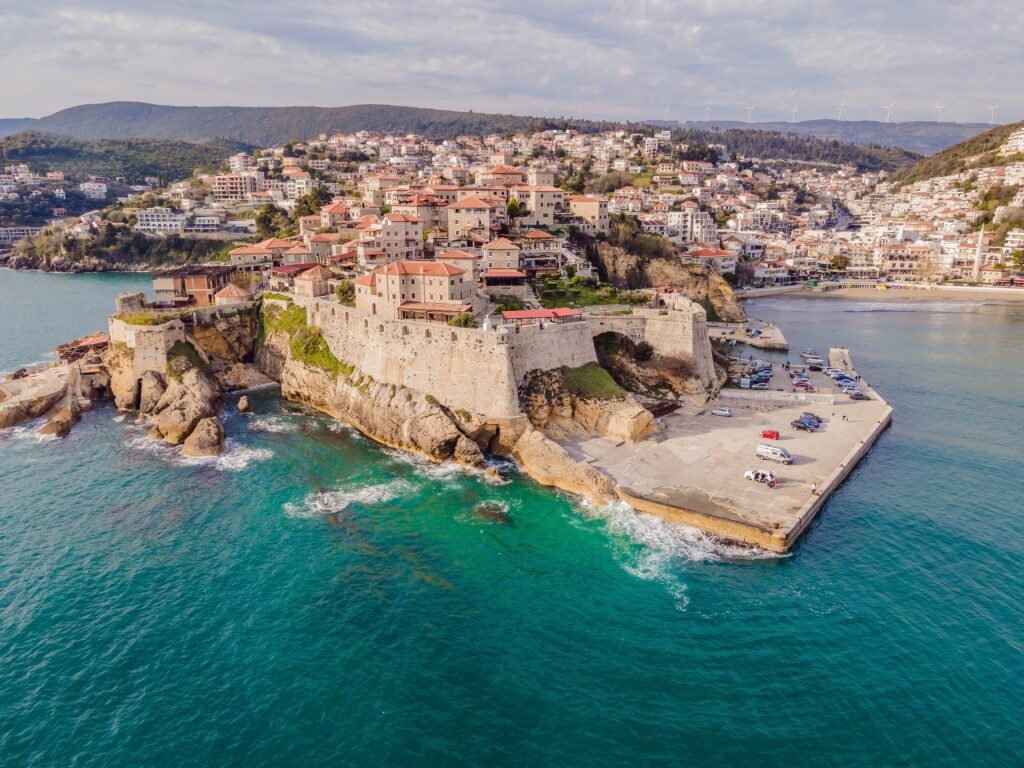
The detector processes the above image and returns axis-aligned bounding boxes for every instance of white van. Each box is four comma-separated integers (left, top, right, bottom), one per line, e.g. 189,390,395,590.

756,444,793,465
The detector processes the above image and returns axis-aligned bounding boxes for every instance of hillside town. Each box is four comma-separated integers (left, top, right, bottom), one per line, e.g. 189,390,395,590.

3,124,1024,293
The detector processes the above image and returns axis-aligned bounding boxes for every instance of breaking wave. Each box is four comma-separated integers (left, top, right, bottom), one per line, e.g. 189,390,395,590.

283,478,414,519
248,415,297,434
575,500,785,609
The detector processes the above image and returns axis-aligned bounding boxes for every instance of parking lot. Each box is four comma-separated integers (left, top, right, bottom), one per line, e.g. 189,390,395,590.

564,369,891,537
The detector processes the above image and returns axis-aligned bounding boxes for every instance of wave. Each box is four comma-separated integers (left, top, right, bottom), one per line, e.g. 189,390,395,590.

0,417,58,443
283,478,414,518
248,415,297,434
124,431,272,471
575,500,785,609
215,442,274,471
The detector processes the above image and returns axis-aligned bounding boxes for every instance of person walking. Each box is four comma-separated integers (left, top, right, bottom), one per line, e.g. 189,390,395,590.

811,482,818,496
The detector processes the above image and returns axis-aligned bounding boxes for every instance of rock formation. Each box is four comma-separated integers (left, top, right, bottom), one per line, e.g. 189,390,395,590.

181,416,225,457
148,354,221,446
519,368,656,444
510,428,615,502
594,243,745,322
237,395,252,413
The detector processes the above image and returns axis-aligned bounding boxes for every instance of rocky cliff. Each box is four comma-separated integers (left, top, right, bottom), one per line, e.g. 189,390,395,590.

257,308,489,467
594,243,745,322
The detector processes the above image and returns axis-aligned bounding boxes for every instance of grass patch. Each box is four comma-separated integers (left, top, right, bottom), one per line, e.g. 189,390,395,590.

561,363,625,400
424,394,439,406
289,327,350,379
536,277,649,309
117,310,185,326
261,291,292,302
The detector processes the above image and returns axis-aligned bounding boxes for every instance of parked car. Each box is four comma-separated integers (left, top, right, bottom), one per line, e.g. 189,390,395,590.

757,444,793,464
711,407,733,417
751,382,770,390
801,412,823,423
850,392,870,401
760,429,780,440
744,469,777,485
808,364,823,372
793,381,815,391
792,419,816,431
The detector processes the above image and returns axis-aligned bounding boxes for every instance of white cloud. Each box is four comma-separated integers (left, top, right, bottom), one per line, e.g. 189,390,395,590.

0,1,1020,123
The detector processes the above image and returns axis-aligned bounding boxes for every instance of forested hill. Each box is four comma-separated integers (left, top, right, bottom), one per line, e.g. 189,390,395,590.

653,119,990,155
16,102,625,146
895,120,1024,183
0,132,251,182
672,127,920,173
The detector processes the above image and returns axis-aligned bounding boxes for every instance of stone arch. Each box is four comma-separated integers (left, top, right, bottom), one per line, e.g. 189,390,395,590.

402,325,410,336
424,329,431,339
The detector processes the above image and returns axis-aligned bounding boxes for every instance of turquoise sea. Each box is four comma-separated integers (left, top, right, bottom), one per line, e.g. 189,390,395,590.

1,270,1022,767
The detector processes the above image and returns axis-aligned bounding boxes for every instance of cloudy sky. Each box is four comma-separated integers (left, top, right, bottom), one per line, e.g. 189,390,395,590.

2,0,1021,124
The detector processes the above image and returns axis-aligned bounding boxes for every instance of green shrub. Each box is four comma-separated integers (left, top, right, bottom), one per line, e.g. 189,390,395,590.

448,312,476,328
633,341,654,362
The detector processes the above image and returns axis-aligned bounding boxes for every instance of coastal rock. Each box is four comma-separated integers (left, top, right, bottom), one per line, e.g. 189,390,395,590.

138,371,166,414
0,366,69,430
150,361,221,446
454,434,486,466
520,369,656,444
189,311,258,364
511,428,615,503
104,343,139,411
181,416,225,457
39,406,79,438
237,395,252,413
216,363,273,392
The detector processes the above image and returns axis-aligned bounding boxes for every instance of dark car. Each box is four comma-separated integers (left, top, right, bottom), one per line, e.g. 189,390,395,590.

850,392,870,400
791,419,816,432
801,412,823,423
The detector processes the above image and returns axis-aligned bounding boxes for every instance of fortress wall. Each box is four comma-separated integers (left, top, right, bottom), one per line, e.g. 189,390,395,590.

635,305,715,387
507,321,599,384
108,317,186,376
300,298,522,419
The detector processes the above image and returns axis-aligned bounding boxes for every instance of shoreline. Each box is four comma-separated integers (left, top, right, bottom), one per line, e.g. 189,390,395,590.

746,285,1024,303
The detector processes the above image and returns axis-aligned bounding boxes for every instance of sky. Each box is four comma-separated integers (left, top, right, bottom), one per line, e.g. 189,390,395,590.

1,0,1022,124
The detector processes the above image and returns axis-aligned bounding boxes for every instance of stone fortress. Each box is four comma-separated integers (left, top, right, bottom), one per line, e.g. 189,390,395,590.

290,290,715,423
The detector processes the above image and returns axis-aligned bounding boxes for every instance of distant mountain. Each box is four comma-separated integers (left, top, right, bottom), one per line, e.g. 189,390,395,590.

0,118,36,139
648,119,991,155
21,101,624,146
0,132,252,182
895,120,1024,183
668,126,919,173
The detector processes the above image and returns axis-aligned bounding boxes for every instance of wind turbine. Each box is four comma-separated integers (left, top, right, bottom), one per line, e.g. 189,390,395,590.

988,105,999,125
935,102,945,122
836,101,847,121
790,102,799,123
746,105,754,124
704,102,712,121
882,102,894,123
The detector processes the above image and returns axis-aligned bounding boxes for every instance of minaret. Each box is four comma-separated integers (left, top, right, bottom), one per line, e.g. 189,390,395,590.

972,223,985,281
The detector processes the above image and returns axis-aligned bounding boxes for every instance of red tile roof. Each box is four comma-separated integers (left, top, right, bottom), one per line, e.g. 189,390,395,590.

377,260,465,277
501,308,581,320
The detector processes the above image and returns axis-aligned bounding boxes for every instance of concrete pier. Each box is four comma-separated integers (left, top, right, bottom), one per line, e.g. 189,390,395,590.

564,347,892,552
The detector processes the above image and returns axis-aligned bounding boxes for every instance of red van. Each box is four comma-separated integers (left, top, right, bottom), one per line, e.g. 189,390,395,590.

760,429,780,440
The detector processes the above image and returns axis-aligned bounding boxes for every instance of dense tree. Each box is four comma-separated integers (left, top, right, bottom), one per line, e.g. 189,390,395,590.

291,187,333,219
335,280,355,306
255,204,290,239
